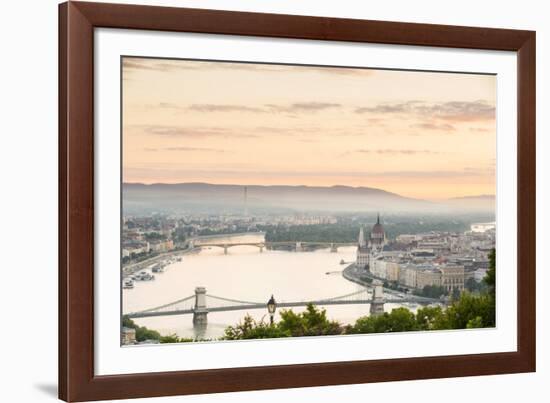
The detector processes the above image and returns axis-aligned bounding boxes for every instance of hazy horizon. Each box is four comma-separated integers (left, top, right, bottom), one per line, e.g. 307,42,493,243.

123,57,496,200
123,181,495,202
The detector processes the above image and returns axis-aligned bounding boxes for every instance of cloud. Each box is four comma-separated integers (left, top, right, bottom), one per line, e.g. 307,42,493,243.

355,100,495,123
372,169,491,178
123,167,491,180
122,59,164,71
425,101,495,122
469,127,492,133
142,102,186,111
253,126,322,135
123,58,211,73
185,102,341,114
134,125,259,138
367,118,385,126
188,104,265,113
122,57,374,77
355,100,423,114
265,102,342,113
144,146,224,153
347,149,442,156
128,124,327,139
410,123,456,131
157,102,183,110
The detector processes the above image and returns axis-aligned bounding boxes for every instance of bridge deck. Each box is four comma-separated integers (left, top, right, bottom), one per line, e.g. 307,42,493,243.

126,298,437,319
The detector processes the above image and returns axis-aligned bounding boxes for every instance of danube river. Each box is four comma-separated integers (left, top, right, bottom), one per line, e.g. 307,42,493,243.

123,234,408,340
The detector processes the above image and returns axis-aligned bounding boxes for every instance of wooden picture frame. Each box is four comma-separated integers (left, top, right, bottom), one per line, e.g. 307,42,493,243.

59,1,536,401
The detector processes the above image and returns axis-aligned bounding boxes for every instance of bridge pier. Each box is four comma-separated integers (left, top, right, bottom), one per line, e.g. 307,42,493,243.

369,280,385,316
330,243,338,253
192,286,209,326
223,244,228,255
259,245,264,253
296,242,303,252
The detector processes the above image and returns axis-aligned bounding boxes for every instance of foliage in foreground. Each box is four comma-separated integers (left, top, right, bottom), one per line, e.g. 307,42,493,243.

223,248,496,339
222,304,342,340
122,316,194,343
222,292,494,340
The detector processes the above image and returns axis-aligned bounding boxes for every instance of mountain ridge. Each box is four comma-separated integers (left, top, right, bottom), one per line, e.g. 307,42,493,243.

123,182,494,214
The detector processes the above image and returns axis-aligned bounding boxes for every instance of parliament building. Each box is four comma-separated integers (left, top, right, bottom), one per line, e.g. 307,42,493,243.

356,213,387,270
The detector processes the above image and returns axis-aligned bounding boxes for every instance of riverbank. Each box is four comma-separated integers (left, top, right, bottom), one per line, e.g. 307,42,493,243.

342,263,439,304
123,233,268,277
342,263,372,287
122,247,199,277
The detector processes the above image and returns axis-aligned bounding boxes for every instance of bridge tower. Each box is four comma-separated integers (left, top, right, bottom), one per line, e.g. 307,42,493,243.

192,286,208,326
330,243,338,253
369,280,385,316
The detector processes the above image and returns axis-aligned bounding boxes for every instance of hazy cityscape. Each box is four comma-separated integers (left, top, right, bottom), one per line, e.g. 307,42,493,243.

121,57,496,345
121,189,495,345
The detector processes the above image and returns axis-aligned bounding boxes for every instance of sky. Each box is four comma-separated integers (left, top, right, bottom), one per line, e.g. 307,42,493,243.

122,57,496,200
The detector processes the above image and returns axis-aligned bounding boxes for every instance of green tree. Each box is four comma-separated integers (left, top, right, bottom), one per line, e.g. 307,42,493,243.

466,316,484,329
415,305,444,330
222,304,342,340
465,277,488,294
382,307,418,332
348,308,417,334
122,315,161,342
222,315,290,340
485,248,496,296
451,287,462,301
433,292,495,329
278,304,342,337
122,315,136,329
159,334,194,343
135,327,161,342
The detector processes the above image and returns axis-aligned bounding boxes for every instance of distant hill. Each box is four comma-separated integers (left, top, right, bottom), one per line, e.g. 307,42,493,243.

444,195,495,213
123,182,453,214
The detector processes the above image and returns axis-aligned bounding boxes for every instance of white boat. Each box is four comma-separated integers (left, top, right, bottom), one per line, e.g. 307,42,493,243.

123,279,134,289
134,271,155,281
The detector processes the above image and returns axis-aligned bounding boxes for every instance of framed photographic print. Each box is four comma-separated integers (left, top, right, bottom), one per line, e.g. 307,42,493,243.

59,1,536,401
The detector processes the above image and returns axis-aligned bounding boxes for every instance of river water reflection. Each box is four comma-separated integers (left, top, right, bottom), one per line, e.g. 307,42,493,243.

123,234,406,340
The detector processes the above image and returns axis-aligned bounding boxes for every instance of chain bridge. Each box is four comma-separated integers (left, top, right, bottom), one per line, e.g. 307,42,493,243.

126,286,439,325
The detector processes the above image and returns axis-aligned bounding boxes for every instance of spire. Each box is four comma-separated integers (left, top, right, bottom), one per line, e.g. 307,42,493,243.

377,212,380,225
244,186,248,217
358,227,365,247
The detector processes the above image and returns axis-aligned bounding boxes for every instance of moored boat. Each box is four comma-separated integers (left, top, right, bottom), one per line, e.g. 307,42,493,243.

135,271,155,281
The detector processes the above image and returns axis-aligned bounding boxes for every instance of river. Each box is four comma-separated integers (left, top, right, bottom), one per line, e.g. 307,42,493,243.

123,234,408,340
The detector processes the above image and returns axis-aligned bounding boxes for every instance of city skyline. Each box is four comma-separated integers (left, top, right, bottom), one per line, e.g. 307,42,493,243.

123,57,496,201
